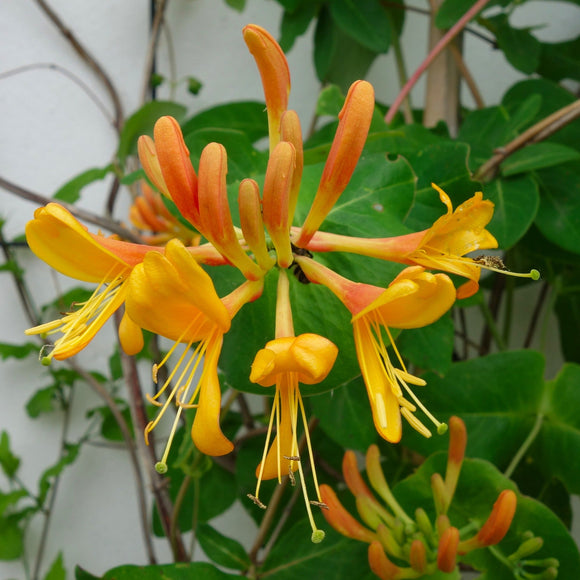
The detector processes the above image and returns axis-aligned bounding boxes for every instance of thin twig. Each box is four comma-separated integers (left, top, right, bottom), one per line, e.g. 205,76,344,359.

503,413,545,478
385,0,492,124
475,98,580,181
523,281,550,349
34,0,123,131
141,0,169,104
0,175,143,242
0,63,115,126
448,43,484,109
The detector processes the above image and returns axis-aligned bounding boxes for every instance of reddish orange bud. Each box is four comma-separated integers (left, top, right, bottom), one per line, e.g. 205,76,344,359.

342,450,375,501
280,110,303,226
443,416,467,511
262,141,295,268
319,484,377,544
243,24,290,151
459,489,517,553
238,179,275,271
409,539,428,574
437,526,460,573
368,541,402,580
297,80,375,247
197,143,263,280
152,116,201,230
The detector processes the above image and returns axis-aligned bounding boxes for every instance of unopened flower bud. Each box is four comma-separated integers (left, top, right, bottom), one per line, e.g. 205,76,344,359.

376,524,404,559
437,526,459,573
409,539,428,574
368,541,402,580
415,508,434,541
431,472,449,515
508,536,544,561
445,416,466,502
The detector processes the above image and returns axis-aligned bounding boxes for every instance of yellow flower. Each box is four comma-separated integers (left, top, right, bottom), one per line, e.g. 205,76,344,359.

247,271,337,543
296,257,455,442
125,238,263,463
24,203,157,361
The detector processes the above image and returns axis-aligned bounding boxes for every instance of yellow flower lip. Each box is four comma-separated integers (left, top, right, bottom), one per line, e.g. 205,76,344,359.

250,333,338,387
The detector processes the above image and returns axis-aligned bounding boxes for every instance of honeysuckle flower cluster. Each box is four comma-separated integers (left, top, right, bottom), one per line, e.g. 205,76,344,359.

320,417,556,578
24,24,538,540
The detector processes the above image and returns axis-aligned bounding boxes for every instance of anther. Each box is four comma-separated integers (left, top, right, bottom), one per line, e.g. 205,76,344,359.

247,494,267,509
310,500,329,510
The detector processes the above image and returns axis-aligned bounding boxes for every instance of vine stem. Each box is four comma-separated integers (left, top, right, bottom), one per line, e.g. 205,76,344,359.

140,0,169,104
503,412,545,479
384,0,492,124
475,98,580,181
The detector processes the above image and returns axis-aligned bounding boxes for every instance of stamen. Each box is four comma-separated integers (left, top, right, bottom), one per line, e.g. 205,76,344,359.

310,501,329,510
400,407,432,438
254,389,280,501
247,494,267,509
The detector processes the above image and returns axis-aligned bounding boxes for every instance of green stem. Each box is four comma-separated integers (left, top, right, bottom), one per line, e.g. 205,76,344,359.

390,18,413,124
504,413,545,479
479,299,507,352
385,0,492,123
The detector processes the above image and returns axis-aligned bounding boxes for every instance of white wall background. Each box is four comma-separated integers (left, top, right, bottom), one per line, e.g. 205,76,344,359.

1,1,579,578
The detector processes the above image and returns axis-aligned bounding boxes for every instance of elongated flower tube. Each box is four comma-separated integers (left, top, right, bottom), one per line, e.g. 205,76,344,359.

24,203,159,361
296,257,455,442
138,116,202,230
262,140,296,268
295,80,375,248
197,142,264,280
243,24,290,151
302,184,539,298
248,270,337,543
125,238,263,464
279,110,303,227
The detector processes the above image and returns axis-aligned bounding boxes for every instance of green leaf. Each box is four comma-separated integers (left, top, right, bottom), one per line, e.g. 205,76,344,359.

0,515,23,560
555,270,580,364
435,0,486,29
260,520,370,579
186,76,203,96
397,312,454,375
38,443,81,503
534,162,580,254
0,490,27,517
79,562,239,580
329,0,390,53
501,143,580,177
26,385,59,418
224,0,245,11
53,165,112,203
0,432,20,478
484,174,539,248
44,552,66,580
181,101,269,144
481,14,541,74
537,35,580,82
196,523,251,571
117,101,187,163
315,85,344,118
279,1,319,52
0,342,38,360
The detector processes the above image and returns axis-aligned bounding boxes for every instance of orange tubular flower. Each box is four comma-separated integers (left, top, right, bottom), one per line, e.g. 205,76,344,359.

296,257,455,442
242,24,290,151
138,116,202,231
197,142,264,280
302,184,504,299
295,80,375,248
125,238,263,463
24,203,162,361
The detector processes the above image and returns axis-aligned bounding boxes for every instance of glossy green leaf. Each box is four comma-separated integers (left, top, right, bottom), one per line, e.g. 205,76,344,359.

279,1,319,51
484,174,539,248
0,342,38,360
435,0,488,29
181,101,269,144
534,162,580,254
315,84,344,118
501,142,580,177
224,0,245,13
117,101,187,163
329,0,390,53
260,521,370,579
502,79,580,151
0,432,20,478
196,523,251,571
400,350,546,467
537,35,580,82
481,14,541,74
26,385,59,418
0,490,27,518
397,312,455,375
53,165,113,203
38,443,80,503
0,515,23,560
44,552,66,580
79,562,239,580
